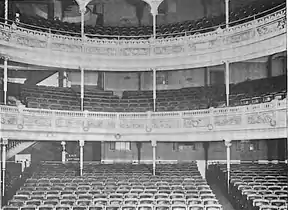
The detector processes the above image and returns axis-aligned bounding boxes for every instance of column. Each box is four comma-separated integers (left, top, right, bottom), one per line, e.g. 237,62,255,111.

267,55,272,78
152,12,157,39
225,0,229,28
63,70,68,88
3,57,8,105
54,0,62,20
97,71,104,90
151,139,157,176
136,142,142,164
48,0,55,20
80,67,84,111
148,0,163,39
4,0,8,24
152,68,157,112
204,67,209,87
2,138,8,196
138,72,142,91
203,142,210,179
225,61,230,107
58,70,64,87
224,139,232,193
61,141,66,164
266,139,274,161
79,140,85,176
80,8,86,38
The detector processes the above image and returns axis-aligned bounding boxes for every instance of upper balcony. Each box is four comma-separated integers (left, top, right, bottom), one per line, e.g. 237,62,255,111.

0,4,286,71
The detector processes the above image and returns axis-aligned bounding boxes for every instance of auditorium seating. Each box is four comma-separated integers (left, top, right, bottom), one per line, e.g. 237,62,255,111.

20,86,81,111
20,75,287,112
4,0,285,39
2,162,223,210
207,163,288,210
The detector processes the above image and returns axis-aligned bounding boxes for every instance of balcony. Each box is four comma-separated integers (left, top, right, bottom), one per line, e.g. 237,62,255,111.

0,8,286,71
0,99,287,142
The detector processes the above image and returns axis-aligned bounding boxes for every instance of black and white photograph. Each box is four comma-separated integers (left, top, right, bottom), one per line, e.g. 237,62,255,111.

0,0,287,210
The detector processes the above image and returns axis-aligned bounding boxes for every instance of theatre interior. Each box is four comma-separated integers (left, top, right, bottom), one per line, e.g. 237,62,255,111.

0,0,287,209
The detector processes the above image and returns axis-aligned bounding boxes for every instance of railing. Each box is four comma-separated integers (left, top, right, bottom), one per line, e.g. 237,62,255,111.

1,3,285,40
0,7,285,56
0,99,287,138
6,140,24,151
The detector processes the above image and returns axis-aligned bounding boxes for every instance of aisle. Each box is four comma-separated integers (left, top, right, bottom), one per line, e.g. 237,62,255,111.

210,184,236,210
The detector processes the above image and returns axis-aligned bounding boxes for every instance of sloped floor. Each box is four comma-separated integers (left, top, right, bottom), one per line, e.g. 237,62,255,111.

210,184,236,210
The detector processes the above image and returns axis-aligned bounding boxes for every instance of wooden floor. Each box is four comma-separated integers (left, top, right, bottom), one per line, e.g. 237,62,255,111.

210,184,236,210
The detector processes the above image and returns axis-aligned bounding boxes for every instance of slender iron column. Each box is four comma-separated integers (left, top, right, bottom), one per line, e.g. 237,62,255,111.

4,0,8,24
79,140,85,176
152,68,157,112
80,67,84,111
3,58,8,105
152,13,157,38
61,141,66,164
80,8,85,38
225,139,232,193
225,0,230,28
225,61,230,106
2,138,8,196
151,139,157,176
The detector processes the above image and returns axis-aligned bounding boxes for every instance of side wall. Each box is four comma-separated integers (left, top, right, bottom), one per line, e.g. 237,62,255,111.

100,0,256,26
5,139,284,163
103,60,279,91
101,139,283,162
63,54,285,91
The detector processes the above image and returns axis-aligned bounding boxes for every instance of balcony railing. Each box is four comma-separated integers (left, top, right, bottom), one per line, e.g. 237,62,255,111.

0,7,285,57
0,99,287,141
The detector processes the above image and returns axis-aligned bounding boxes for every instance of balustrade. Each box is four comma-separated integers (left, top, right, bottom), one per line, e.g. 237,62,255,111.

0,8,285,58
0,99,287,141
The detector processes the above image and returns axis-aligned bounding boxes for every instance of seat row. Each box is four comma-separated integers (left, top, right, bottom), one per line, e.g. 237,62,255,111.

4,163,222,210
9,197,220,206
19,186,210,192
20,75,287,112
207,163,287,210
3,203,223,210
13,192,216,200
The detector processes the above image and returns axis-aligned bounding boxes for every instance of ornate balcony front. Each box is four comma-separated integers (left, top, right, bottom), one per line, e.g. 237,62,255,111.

0,8,286,71
1,99,287,142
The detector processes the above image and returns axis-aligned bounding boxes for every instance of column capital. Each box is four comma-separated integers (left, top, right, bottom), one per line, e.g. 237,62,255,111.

151,139,157,147
79,140,85,147
1,138,8,145
1,55,10,61
61,141,66,146
79,7,86,14
75,0,91,14
224,139,232,147
143,0,163,16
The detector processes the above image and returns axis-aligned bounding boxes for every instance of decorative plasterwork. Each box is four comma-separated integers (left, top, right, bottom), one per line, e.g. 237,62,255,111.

1,99,287,142
142,0,164,15
0,8,286,71
75,0,94,12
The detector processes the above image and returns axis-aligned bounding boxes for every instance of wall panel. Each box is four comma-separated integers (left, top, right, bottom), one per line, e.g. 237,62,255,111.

271,57,285,77
104,72,139,91
68,71,99,86
102,140,273,162
230,62,267,84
